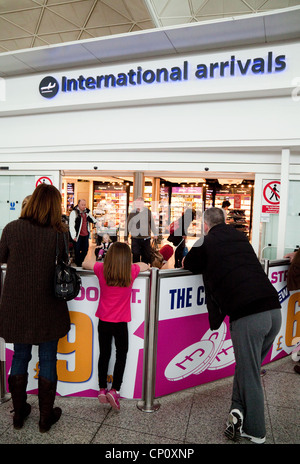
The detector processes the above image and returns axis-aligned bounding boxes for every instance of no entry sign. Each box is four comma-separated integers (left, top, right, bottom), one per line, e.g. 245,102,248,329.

262,180,280,214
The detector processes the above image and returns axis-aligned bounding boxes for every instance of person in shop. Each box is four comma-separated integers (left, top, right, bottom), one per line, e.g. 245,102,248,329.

0,184,70,432
95,233,113,261
69,198,97,267
221,200,231,221
167,208,196,268
125,196,158,264
183,207,282,444
82,241,149,410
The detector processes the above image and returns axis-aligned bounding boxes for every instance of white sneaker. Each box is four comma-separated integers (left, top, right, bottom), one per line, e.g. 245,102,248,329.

240,431,266,444
224,409,243,442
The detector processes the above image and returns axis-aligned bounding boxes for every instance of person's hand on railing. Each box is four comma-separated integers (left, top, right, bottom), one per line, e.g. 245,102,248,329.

284,251,296,262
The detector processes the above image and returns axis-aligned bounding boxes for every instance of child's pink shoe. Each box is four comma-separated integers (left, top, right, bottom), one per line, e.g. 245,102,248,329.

106,389,120,410
98,389,108,404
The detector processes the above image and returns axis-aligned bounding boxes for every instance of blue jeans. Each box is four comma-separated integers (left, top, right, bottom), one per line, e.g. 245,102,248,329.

10,340,59,383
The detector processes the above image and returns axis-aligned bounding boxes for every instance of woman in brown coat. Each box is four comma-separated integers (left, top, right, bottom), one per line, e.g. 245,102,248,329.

0,184,70,432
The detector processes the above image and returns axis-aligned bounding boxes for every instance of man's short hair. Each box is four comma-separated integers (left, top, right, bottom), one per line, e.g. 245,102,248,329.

204,207,225,229
222,200,231,208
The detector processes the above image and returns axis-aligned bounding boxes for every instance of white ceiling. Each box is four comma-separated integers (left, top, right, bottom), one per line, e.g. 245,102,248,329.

0,0,300,54
0,3,300,77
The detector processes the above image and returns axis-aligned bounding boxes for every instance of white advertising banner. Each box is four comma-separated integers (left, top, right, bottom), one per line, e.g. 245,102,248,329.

5,273,148,399
268,262,300,358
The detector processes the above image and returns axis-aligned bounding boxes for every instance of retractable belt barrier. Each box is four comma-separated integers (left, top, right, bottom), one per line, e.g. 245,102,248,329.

0,264,9,403
1,261,297,412
0,338,7,404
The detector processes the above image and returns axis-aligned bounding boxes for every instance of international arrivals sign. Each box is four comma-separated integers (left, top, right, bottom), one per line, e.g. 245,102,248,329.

39,50,286,99
2,42,298,115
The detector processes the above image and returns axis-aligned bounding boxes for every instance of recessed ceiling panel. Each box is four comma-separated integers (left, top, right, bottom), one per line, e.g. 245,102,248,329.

0,0,299,54
14,42,99,71
164,15,265,52
0,2,299,75
0,16,32,40
81,29,177,62
38,8,78,35
0,0,35,13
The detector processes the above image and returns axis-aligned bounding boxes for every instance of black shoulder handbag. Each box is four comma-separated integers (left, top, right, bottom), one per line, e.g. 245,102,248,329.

54,233,82,301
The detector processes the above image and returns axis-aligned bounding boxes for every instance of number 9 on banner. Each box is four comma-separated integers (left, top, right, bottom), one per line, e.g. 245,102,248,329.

57,311,93,382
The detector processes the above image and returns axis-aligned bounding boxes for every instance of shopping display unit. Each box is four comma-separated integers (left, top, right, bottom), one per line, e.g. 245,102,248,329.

61,182,75,215
93,182,129,241
226,209,249,235
170,186,203,237
60,177,254,243
215,184,253,238
159,186,171,237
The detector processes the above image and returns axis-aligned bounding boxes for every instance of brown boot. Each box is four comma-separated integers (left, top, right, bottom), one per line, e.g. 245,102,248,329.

8,374,31,429
38,376,62,433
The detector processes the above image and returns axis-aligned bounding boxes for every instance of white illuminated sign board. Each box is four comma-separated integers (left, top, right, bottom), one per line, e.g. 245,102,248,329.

1,42,299,115
39,51,286,99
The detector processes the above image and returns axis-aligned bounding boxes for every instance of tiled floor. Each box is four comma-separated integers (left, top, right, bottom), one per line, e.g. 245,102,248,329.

0,356,299,446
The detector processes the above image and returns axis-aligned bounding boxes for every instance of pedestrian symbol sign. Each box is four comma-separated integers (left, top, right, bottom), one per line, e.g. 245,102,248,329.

35,176,53,188
262,180,280,214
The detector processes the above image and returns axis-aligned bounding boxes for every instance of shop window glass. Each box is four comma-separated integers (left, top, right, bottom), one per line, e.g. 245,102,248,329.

260,214,279,260
0,176,35,237
284,180,300,255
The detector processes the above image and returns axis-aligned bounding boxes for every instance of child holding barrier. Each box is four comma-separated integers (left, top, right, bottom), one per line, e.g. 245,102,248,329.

83,241,149,410
95,232,112,261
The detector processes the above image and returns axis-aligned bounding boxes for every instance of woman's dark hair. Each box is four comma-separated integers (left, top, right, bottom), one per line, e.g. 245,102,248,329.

20,183,67,232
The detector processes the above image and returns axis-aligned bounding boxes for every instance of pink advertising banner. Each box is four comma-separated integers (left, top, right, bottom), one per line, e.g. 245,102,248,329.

154,267,296,398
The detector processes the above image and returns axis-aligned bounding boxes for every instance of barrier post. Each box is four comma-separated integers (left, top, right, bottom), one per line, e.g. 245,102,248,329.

137,267,160,412
263,259,269,274
0,265,9,403
0,338,9,404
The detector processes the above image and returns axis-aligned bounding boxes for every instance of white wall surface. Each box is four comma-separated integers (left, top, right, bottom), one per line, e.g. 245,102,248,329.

0,40,299,172
1,96,299,159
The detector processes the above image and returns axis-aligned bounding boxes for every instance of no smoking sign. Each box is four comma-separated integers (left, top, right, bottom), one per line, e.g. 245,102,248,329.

262,180,280,214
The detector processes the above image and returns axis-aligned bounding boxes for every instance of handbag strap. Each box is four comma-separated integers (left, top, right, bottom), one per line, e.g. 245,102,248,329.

56,232,69,264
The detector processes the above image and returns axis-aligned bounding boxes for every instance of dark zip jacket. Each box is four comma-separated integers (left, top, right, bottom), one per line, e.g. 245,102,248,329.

184,222,281,329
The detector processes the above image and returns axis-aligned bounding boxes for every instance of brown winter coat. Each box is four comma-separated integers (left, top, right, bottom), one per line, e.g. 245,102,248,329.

0,218,70,344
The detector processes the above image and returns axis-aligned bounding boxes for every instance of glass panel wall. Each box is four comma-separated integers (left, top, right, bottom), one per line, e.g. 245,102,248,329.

284,180,300,255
